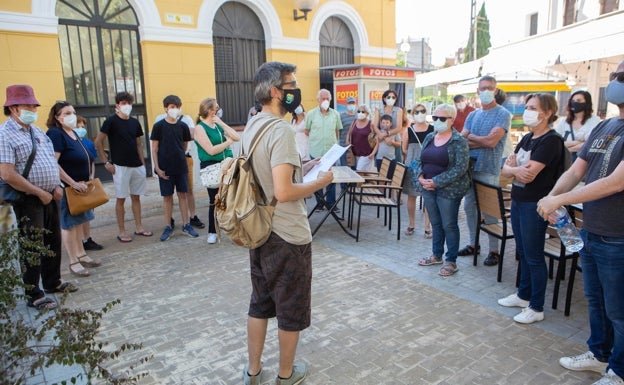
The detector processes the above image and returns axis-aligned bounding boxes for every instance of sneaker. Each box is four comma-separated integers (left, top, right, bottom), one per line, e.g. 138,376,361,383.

560,351,608,374
513,307,544,324
458,244,480,256
594,369,624,385
182,223,199,238
207,233,217,244
243,367,266,385
276,362,308,385
83,237,103,250
170,217,175,230
160,226,173,242
498,293,530,308
483,251,500,266
190,215,205,229
331,207,341,214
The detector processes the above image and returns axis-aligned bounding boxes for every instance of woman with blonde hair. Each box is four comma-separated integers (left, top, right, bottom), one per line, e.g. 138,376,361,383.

193,98,240,244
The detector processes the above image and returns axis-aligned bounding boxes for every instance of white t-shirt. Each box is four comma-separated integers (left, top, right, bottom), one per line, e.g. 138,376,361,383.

554,115,600,143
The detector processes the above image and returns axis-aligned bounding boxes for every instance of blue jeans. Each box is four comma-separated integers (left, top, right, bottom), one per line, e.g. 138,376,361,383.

423,189,462,264
464,172,500,252
315,183,336,208
511,200,548,312
581,229,624,378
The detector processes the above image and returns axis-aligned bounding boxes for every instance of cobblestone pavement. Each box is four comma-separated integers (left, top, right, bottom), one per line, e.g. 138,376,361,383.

22,177,597,384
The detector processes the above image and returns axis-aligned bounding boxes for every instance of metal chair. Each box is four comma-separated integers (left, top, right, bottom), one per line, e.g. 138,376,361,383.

352,162,406,242
473,179,515,282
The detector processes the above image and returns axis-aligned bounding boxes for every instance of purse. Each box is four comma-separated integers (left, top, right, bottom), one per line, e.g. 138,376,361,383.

64,136,109,215
0,128,37,204
345,148,356,167
200,162,224,189
65,178,109,215
368,127,377,148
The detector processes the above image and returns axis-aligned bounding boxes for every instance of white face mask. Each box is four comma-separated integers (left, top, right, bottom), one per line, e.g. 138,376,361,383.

385,97,396,107
456,102,466,110
118,104,132,116
346,104,356,112
433,120,449,133
216,108,223,118
167,108,180,119
19,109,37,125
294,106,303,115
357,112,366,120
413,113,427,123
320,100,330,110
63,114,77,128
522,109,542,128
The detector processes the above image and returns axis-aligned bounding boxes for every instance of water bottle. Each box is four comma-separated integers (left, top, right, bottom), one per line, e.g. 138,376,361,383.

550,206,584,252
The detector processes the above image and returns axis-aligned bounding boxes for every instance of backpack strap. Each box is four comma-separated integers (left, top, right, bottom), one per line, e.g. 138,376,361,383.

244,117,281,207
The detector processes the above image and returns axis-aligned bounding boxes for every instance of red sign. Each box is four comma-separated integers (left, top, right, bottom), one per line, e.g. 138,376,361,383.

363,67,414,79
336,84,358,105
334,68,360,78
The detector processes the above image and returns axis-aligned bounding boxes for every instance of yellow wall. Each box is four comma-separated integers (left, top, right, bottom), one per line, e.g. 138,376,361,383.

155,0,202,29
0,31,65,129
141,41,215,124
0,0,29,14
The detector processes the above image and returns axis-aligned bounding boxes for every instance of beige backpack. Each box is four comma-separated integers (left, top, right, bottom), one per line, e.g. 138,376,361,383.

214,117,280,248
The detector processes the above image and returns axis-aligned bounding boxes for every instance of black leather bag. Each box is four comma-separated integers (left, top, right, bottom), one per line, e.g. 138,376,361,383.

0,128,37,204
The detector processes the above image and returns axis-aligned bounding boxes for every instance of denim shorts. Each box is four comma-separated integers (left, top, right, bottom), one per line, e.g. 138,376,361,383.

60,193,94,230
248,232,312,331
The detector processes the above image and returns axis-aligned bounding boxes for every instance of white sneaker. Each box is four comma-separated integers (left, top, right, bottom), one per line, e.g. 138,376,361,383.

207,233,217,244
593,369,624,385
513,307,544,324
498,293,530,308
560,351,608,374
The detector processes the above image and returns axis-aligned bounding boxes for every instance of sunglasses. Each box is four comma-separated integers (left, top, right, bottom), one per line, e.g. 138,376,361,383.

357,110,367,113
386,96,396,99
610,72,624,83
432,116,450,122
414,110,426,114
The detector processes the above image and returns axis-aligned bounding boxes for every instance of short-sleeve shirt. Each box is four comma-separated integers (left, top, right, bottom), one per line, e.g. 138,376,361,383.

340,112,356,146
100,114,144,167
244,112,311,245
464,105,511,175
554,115,600,143
376,134,400,160
47,126,91,182
149,119,191,176
453,105,475,132
0,118,61,192
577,118,624,237
510,130,562,202
305,107,342,158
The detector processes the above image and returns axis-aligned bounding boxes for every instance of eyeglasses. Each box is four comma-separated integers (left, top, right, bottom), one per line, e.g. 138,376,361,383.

414,110,426,114
386,96,396,100
356,110,367,113
277,80,298,89
610,72,624,83
432,116,450,122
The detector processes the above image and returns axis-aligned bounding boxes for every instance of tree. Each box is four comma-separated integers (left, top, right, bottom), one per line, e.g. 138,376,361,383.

0,206,151,384
463,2,491,63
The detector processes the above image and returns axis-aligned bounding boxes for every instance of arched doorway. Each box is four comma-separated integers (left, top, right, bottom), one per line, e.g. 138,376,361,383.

213,2,266,125
320,16,355,103
56,0,150,179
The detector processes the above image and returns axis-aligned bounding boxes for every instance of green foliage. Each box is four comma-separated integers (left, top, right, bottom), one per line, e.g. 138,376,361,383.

0,206,151,385
463,3,492,63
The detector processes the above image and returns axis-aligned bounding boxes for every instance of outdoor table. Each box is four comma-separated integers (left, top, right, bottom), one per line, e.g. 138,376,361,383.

308,166,365,238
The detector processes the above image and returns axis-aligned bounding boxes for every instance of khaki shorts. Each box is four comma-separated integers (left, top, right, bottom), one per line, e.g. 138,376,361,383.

186,155,194,189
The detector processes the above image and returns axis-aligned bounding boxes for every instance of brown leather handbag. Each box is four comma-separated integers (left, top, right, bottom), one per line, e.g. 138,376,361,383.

65,178,109,215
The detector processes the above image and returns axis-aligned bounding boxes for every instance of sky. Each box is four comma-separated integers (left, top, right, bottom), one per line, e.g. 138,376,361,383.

395,0,516,66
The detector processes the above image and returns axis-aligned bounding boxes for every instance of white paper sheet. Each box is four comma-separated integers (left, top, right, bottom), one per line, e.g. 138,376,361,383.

303,144,350,183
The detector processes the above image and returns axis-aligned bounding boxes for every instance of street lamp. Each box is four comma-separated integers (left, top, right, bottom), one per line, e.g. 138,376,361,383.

400,40,411,68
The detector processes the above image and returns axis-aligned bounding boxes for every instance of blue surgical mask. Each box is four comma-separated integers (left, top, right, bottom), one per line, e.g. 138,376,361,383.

347,104,356,112
294,106,303,115
216,108,223,118
433,120,449,133
19,109,37,125
479,90,495,105
606,80,624,106
75,127,88,138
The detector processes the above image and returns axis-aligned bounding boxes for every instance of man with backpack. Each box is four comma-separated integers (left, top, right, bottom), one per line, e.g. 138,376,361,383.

242,62,333,385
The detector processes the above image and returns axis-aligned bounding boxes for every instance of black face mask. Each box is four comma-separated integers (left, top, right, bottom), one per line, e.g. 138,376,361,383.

281,88,302,113
570,101,586,113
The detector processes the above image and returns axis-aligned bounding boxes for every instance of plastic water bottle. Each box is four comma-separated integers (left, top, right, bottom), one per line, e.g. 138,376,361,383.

551,206,584,252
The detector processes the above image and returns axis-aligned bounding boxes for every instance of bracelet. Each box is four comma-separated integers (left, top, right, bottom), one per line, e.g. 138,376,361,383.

105,161,111,165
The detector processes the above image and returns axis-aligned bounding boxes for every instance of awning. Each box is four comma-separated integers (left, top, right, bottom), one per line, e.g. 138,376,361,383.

414,60,483,88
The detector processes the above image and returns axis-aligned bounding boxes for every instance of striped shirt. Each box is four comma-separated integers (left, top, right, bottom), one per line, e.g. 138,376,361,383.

0,117,61,192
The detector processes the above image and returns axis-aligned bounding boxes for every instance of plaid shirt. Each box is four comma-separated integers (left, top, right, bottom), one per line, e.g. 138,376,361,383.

0,117,61,192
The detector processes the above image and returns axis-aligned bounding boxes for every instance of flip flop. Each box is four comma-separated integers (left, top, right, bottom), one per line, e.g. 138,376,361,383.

134,230,153,237
27,296,57,311
117,235,133,243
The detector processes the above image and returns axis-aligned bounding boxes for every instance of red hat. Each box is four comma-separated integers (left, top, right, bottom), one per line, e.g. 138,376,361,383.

4,84,40,107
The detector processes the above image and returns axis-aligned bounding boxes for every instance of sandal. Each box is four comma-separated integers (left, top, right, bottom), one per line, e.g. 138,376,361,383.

78,254,101,268
45,281,78,294
27,296,57,311
424,230,432,239
69,262,90,277
404,227,415,236
418,255,443,266
458,245,480,257
439,263,459,276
